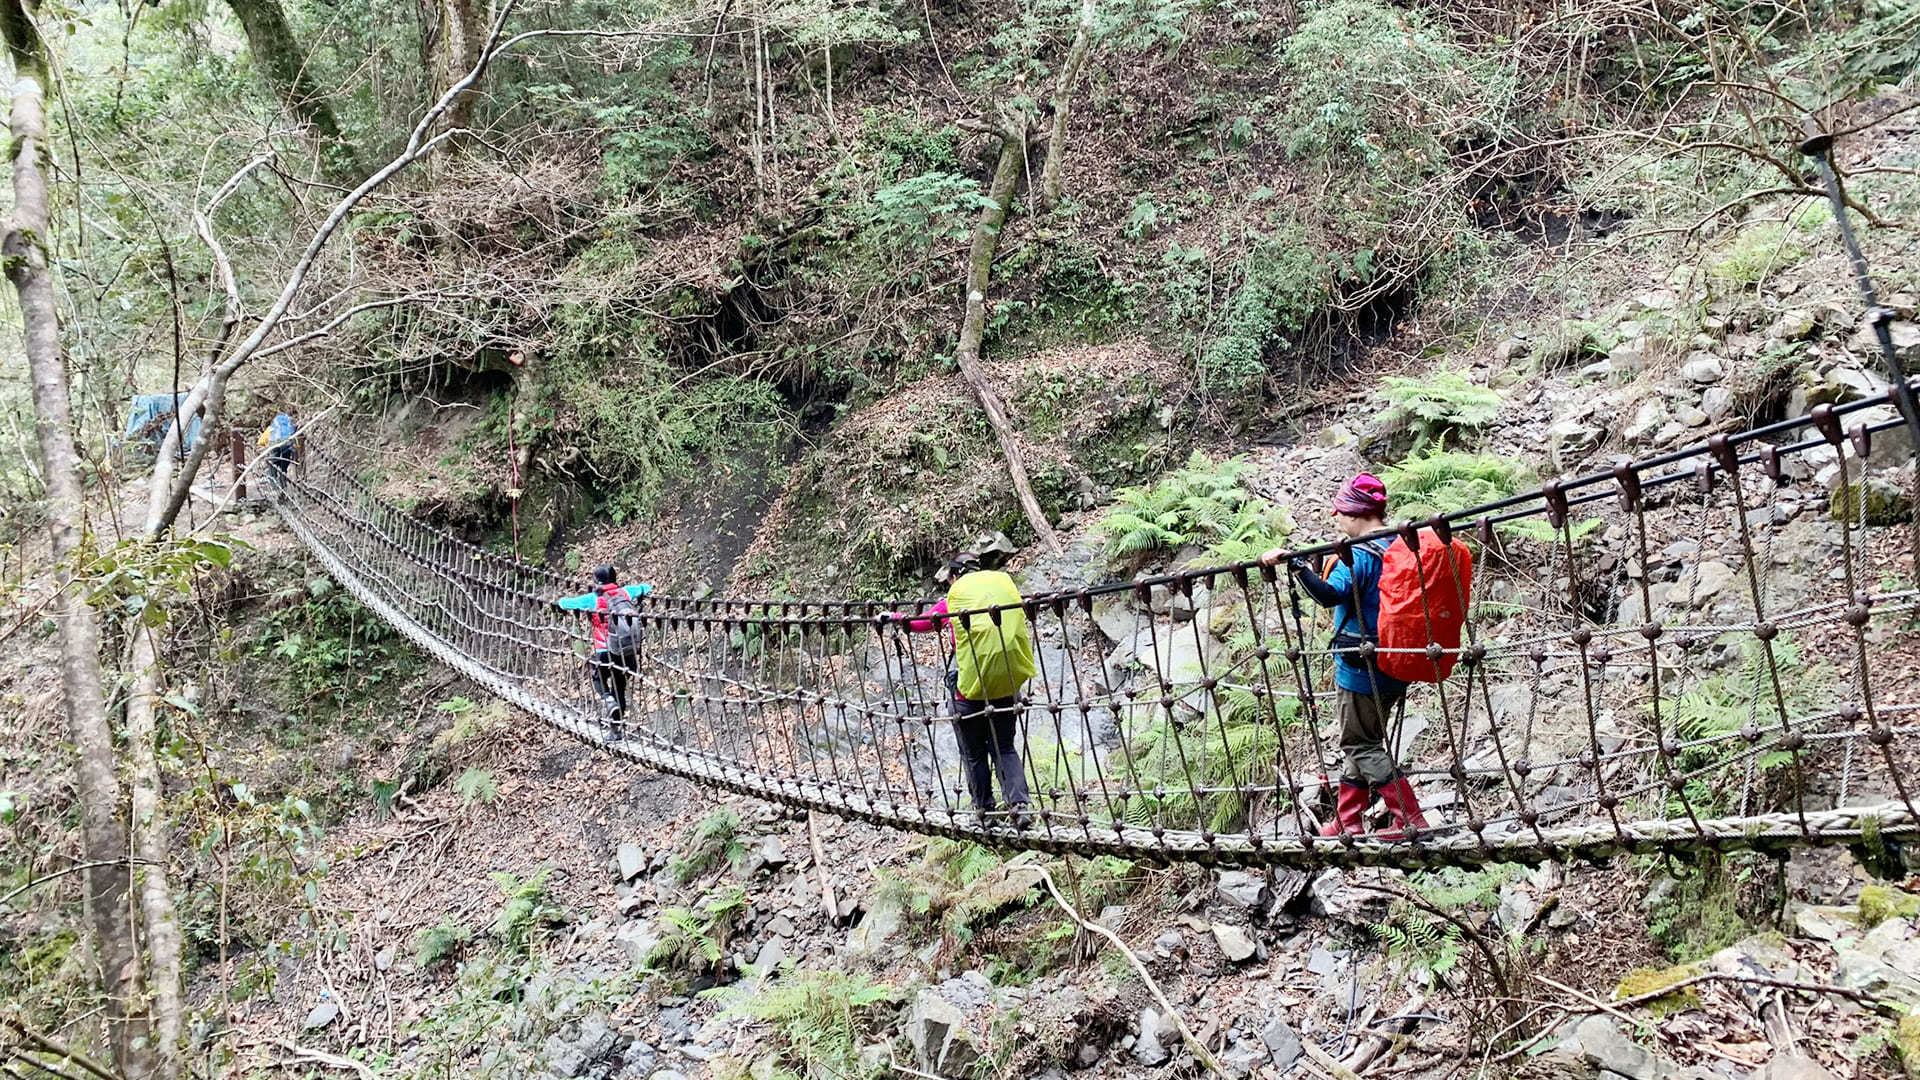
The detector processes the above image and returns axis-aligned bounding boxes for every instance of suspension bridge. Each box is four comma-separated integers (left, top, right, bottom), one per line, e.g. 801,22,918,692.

271,382,1920,869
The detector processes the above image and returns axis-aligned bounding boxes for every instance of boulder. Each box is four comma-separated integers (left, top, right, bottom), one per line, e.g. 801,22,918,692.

542,1015,619,1078
1791,903,1860,942
303,997,340,1031
1219,1039,1265,1079
1091,596,1140,645
905,990,980,1076
1550,417,1606,471
1624,399,1669,444
1700,385,1735,421
1768,309,1819,340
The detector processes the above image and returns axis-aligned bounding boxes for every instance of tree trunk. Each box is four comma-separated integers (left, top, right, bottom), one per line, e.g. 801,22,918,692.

225,0,356,176
1,4,154,1073
126,629,185,1080
1039,0,1095,211
434,0,484,143
957,116,1060,552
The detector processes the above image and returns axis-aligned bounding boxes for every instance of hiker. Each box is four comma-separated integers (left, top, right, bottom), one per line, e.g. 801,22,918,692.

257,409,297,492
1261,473,1430,838
886,554,1036,822
556,565,654,731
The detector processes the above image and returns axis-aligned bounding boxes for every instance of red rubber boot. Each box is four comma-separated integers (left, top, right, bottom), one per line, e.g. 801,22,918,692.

1319,780,1369,837
1378,775,1430,839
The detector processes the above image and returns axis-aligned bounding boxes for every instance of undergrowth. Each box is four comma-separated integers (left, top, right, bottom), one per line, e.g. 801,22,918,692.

669,808,745,883
707,967,901,1080
1095,451,1291,564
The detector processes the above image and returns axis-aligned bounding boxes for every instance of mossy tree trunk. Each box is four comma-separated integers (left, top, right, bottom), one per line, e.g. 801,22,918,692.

956,110,1060,552
226,0,357,177
434,0,485,146
1038,0,1095,212
1,1,156,1074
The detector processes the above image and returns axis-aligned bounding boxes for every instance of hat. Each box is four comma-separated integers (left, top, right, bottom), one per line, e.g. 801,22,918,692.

1332,474,1388,517
593,564,617,585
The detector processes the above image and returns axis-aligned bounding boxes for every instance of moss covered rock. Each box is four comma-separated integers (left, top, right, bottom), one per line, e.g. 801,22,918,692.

1860,884,1920,928
1895,1012,1920,1080
1829,477,1913,526
1612,964,1703,1017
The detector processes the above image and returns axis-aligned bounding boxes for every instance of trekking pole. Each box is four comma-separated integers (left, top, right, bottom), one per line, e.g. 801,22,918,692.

1799,128,1920,583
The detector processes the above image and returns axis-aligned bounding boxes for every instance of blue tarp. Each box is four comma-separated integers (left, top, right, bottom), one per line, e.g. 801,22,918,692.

122,393,203,453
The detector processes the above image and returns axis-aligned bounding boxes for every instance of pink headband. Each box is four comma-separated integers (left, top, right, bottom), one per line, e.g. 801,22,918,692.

1333,473,1387,516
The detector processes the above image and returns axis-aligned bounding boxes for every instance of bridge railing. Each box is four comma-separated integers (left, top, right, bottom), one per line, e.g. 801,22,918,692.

276,384,1920,866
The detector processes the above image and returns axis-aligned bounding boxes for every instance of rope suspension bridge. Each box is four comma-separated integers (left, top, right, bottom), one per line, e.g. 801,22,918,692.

274,385,1920,869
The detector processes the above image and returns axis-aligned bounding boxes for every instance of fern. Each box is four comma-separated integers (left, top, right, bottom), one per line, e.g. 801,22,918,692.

489,868,563,952
1123,696,1301,832
1095,451,1290,562
1384,449,1600,545
413,918,473,969
707,968,901,1080
1376,371,1502,449
454,767,498,807
669,808,745,883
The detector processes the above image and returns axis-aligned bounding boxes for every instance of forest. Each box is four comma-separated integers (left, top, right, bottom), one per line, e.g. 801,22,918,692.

3,0,1920,1077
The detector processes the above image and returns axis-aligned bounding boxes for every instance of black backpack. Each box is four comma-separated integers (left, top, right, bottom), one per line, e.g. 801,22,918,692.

604,589,643,657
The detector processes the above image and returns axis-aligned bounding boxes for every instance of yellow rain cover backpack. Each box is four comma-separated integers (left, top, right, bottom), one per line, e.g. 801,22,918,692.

946,570,1036,701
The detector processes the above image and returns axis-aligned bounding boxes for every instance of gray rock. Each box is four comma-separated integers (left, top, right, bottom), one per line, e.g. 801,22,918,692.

846,893,905,956
1576,1016,1656,1080
374,945,396,972
1759,1055,1839,1080
1219,1039,1265,1079
1790,903,1858,942
1496,883,1539,930
619,1042,657,1078
766,914,795,938
906,990,980,1075
1132,1007,1170,1067
617,843,648,882
1306,947,1341,978
1091,596,1140,645
1682,354,1726,384
1677,404,1710,428
1834,917,1920,1007
1768,309,1819,340
1216,870,1270,911
647,1072,688,1080
1153,930,1185,955
1624,399,1668,444
1700,385,1735,421
1550,417,1606,471
1260,1017,1302,1071
1212,923,1258,963
616,920,663,968
752,938,786,972
303,997,340,1031
543,1015,619,1078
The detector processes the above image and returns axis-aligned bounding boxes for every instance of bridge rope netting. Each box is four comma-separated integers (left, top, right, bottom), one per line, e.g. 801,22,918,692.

273,385,1920,869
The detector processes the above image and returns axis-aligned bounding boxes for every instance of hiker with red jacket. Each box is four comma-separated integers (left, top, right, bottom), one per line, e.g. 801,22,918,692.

1262,474,1430,838
556,565,654,732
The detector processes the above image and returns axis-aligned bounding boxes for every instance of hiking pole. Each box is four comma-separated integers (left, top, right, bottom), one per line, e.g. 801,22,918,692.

1799,128,1920,583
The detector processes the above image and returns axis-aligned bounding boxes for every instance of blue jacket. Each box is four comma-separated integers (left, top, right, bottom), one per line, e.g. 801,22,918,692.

558,582,653,650
1298,540,1406,697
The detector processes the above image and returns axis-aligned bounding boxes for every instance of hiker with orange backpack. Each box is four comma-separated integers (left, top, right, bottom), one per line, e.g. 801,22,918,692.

1262,474,1471,838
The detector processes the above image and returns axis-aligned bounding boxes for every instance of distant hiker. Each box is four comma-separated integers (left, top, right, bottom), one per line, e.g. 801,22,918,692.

887,554,1037,822
1261,473,1431,838
257,410,297,492
556,565,654,733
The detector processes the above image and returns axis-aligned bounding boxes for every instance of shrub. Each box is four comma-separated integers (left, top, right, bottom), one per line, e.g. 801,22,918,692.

1374,371,1502,450
1201,227,1326,392
645,886,749,976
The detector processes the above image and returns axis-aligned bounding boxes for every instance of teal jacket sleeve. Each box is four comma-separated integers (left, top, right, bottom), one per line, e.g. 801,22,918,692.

625,584,653,598
557,592,597,611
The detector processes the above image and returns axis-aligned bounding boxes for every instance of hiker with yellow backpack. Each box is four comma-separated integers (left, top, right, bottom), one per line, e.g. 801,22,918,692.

886,553,1037,822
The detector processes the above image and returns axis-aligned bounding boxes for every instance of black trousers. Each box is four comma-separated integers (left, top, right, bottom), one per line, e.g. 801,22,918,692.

951,696,1030,812
588,649,632,717
268,444,294,490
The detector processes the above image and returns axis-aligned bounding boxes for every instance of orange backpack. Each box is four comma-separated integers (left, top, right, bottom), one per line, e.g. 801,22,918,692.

1375,528,1473,683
